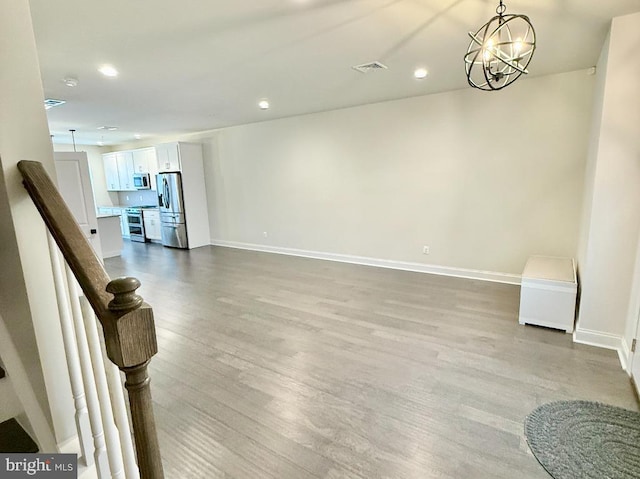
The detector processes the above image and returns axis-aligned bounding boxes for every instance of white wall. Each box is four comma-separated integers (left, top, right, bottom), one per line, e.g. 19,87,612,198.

53,144,117,207
194,70,593,276
0,0,75,447
577,36,609,277
576,12,640,362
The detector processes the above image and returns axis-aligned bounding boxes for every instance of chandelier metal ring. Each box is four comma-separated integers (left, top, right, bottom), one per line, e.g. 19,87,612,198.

464,1,536,91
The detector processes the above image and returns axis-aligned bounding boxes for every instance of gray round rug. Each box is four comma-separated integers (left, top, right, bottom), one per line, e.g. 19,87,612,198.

524,401,640,478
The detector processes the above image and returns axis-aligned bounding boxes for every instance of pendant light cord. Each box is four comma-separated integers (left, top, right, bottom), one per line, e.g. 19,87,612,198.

69,129,76,152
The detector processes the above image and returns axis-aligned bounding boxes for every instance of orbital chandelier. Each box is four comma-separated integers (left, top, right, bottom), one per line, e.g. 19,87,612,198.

464,0,536,91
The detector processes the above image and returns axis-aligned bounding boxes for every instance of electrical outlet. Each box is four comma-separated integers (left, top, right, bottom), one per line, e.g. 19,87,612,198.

139,195,143,201
423,245,430,255
125,195,129,201
263,232,268,238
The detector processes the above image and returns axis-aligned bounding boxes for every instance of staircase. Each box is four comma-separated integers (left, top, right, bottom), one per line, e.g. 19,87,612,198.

0,359,98,478
0,362,39,453
12,160,165,479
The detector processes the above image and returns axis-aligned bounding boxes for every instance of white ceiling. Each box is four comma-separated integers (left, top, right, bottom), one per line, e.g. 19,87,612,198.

30,0,640,146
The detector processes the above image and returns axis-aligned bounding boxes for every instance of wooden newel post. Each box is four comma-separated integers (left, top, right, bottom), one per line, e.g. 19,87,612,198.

106,277,164,479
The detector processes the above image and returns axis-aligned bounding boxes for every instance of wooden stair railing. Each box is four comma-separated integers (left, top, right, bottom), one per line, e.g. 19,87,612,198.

17,160,164,479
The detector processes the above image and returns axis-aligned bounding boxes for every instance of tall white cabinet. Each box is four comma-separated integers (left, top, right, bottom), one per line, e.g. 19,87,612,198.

156,142,211,249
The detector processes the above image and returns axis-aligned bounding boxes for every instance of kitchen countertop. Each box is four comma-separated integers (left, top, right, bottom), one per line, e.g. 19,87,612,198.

98,205,159,210
97,214,120,219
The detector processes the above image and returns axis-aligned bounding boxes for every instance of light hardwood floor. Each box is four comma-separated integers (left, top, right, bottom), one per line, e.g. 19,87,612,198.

105,242,638,479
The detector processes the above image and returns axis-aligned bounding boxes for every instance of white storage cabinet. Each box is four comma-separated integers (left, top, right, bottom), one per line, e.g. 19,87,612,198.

102,151,136,191
103,154,120,191
116,151,135,191
519,256,577,333
132,147,159,191
156,143,181,172
142,209,162,242
104,148,158,191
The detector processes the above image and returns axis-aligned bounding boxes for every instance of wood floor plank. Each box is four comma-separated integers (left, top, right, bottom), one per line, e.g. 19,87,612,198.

105,242,638,478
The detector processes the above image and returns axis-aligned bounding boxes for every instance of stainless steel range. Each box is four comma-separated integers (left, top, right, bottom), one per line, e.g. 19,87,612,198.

125,207,146,242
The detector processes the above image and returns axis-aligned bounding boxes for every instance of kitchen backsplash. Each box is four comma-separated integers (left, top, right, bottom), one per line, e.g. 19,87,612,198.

117,189,159,207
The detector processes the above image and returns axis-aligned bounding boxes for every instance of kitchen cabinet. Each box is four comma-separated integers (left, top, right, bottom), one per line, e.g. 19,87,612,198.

103,153,120,191
104,148,159,192
116,151,135,191
97,206,129,238
97,216,123,258
103,151,136,191
142,209,161,241
156,142,181,172
132,147,159,190
120,208,130,238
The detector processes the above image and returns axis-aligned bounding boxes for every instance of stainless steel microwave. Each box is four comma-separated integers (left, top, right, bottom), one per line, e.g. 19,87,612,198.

133,173,151,190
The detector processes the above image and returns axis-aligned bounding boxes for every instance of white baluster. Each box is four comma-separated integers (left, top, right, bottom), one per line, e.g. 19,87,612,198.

80,295,139,479
46,234,93,465
66,267,125,479
63,265,111,479
105,362,140,479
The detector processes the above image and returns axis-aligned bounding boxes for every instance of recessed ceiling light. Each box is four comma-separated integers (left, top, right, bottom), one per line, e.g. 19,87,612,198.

97,141,104,146
258,99,270,110
134,134,142,139
414,68,428,80
99,65,118,77
97,126,118,131
62,77,79,87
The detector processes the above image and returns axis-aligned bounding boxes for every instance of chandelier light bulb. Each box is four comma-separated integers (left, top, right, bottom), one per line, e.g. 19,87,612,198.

513,40,523,54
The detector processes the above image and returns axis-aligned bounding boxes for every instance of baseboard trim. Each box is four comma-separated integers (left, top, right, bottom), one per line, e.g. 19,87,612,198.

573,327,627,370
620,338,632,374
210,239,521,285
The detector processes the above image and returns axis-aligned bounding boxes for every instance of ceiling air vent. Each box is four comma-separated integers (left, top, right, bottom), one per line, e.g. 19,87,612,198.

352,61,388,74
44,98,66,110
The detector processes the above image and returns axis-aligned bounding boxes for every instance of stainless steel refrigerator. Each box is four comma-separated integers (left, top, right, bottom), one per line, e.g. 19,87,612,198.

157,172,188,248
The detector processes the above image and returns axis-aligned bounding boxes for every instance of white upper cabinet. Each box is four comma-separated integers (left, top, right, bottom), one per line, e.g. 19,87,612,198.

132,147,159,190
104,148,160,192
103,153,120,191
156,142,181,172
116,151,135,191
132,149,149,173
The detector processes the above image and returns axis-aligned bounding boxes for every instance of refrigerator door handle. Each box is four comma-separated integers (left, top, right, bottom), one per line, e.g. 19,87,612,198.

162,178,170,208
